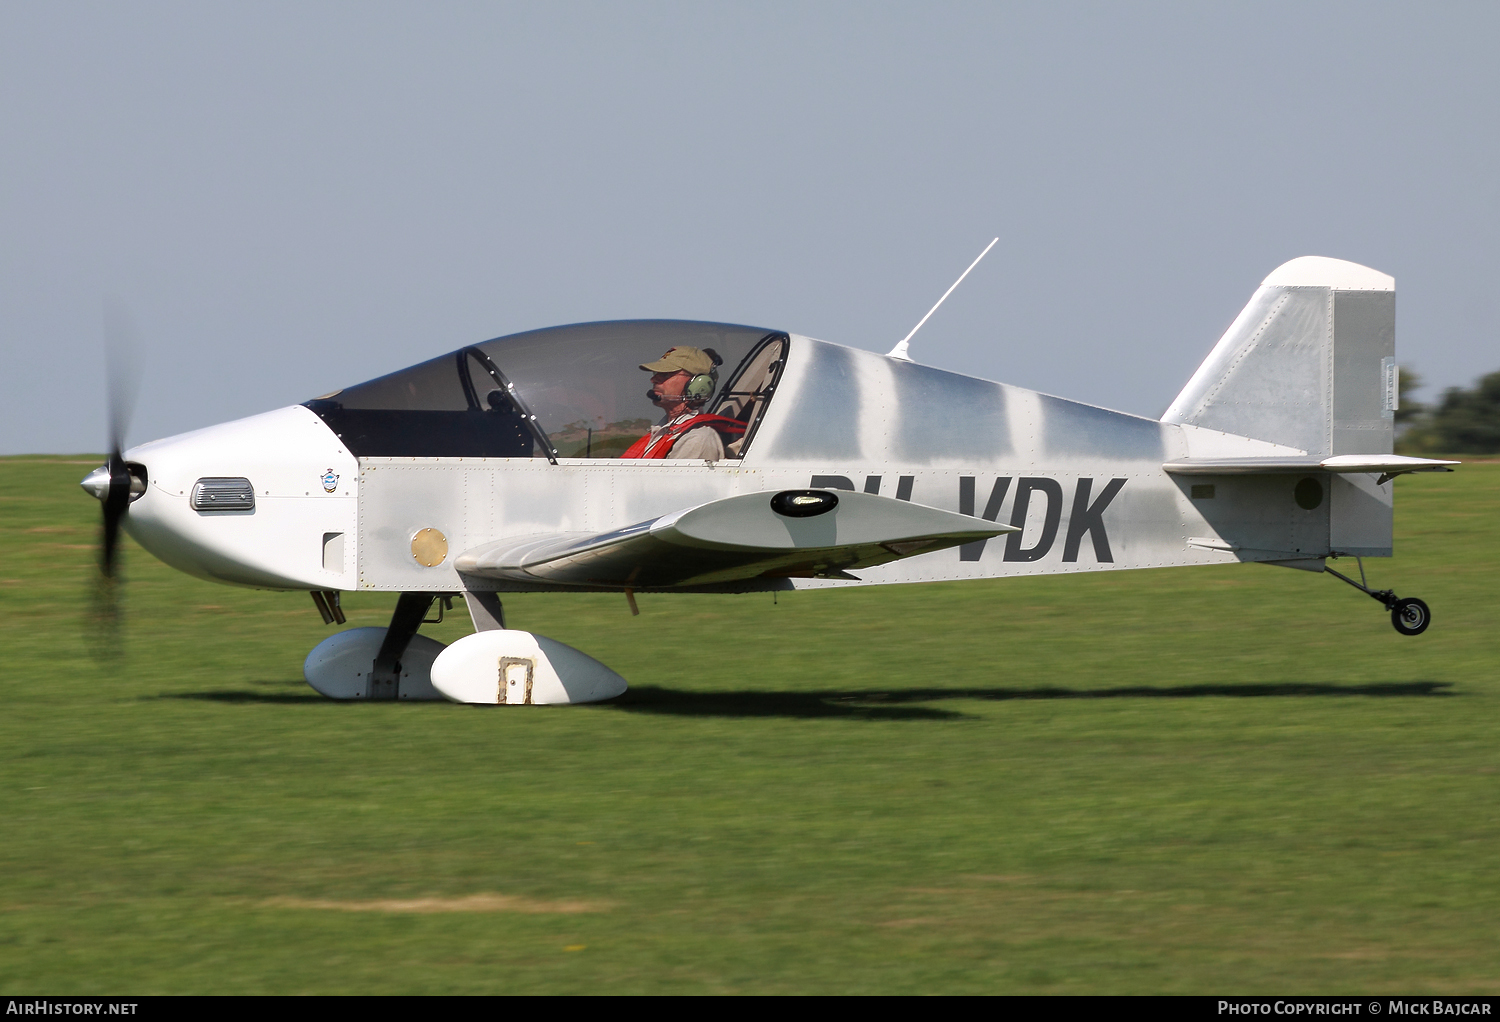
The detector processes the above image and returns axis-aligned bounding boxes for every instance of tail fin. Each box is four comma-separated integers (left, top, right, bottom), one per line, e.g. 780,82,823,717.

1163,256,1396,457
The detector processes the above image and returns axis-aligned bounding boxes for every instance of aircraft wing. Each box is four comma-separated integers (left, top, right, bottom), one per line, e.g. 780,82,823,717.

1163,454,1458,482
455,490,1017,589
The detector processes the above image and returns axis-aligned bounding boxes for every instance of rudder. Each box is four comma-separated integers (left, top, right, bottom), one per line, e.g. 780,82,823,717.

1164,256,1399,557
1162,256,1396,457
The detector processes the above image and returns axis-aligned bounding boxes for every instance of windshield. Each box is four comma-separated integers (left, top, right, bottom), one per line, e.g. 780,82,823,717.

305,320,784,459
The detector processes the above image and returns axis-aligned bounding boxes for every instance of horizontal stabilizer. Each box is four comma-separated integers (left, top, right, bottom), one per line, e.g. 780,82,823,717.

1164,454,1458,482
456,490,1016,589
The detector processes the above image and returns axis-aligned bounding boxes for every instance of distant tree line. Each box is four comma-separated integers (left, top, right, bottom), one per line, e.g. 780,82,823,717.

1396,367,1500,454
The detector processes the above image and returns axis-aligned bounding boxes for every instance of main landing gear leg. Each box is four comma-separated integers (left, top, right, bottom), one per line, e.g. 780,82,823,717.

368,592,437,699
1325,557,1431,636
464,590,506,631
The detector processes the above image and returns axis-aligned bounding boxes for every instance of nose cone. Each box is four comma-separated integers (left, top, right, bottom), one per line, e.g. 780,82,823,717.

80,464,110,501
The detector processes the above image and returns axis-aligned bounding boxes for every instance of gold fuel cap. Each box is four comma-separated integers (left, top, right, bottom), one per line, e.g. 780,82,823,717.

410,528,448,567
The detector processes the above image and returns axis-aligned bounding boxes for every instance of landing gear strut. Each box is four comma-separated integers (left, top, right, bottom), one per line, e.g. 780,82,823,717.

368,592,437,699
1325,558,1430,636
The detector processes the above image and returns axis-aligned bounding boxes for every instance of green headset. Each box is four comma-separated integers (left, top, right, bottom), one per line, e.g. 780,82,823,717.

655,348,723,408
685,347,723,406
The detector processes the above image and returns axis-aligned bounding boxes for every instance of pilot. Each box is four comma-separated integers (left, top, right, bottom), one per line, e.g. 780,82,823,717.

622,346,730,460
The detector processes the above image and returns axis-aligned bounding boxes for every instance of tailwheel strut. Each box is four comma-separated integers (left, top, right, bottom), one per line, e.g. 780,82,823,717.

1325,557,1430,636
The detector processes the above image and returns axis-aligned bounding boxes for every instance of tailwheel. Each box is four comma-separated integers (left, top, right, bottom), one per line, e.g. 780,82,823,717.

1390,597,1431,636
1324,557,1432,637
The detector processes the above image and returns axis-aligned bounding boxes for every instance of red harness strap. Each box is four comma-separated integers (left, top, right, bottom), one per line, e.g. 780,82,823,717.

622,414,746,459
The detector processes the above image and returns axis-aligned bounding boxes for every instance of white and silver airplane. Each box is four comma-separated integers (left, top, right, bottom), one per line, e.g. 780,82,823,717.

82,254,1457,705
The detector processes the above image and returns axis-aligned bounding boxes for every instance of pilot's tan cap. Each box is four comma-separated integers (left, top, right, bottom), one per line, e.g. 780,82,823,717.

640,346,714,376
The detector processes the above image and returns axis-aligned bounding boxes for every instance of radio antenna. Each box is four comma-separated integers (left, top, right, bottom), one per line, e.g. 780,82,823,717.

887,237,998,362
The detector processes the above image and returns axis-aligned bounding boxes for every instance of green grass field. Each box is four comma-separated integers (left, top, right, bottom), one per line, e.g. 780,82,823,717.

1,456,1496,994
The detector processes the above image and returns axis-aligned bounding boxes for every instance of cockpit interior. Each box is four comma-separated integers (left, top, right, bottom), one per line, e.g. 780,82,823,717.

303,320,788,461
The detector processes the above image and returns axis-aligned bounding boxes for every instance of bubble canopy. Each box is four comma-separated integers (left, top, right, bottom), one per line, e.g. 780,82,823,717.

304,320,786,459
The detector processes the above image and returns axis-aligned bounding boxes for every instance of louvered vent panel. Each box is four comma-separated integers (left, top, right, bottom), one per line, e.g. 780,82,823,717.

191,477,256,512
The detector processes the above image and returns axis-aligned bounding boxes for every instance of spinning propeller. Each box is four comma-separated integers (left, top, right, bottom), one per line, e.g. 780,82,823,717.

80,301,145,638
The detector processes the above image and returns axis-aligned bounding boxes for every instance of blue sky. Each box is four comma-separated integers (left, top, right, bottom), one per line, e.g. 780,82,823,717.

3,1,1496,452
